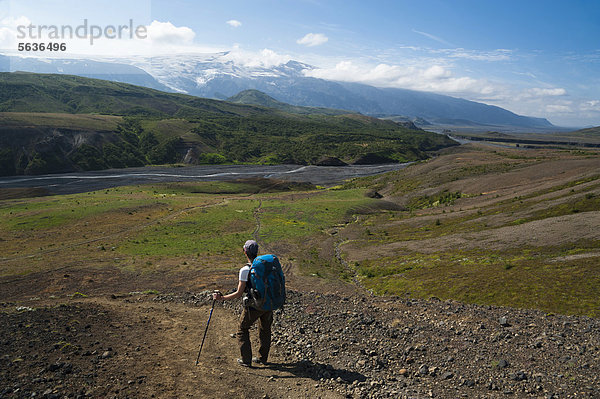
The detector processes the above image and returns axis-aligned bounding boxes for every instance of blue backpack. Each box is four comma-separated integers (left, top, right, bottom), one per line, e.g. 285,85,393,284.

247,254,285,311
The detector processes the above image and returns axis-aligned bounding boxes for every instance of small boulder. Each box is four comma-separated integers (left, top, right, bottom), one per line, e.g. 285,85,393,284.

512,371,527,381
499,317,510,327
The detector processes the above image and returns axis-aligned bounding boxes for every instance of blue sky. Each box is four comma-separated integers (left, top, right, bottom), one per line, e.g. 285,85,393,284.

1,0,599,126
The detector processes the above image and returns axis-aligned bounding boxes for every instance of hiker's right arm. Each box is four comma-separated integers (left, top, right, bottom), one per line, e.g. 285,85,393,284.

214,280,246,301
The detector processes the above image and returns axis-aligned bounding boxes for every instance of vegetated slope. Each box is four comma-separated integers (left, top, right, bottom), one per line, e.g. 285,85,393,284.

0,72,267,118
0,72,457,176
340,144,600,316
227,89,348,116
451,124,600,148
567,126,600,137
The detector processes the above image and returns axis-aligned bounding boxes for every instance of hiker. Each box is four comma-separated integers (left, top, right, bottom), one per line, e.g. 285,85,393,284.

213,239,280,367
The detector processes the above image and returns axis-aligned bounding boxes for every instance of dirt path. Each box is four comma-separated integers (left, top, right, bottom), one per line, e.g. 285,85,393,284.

333,219,373,296
4,289,599,399
85,296,321,399
1,293,346,399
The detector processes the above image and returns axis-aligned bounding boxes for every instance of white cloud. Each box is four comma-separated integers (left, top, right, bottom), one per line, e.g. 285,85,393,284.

580,100,600,112
297,32,328,47
146,20,195,44
78,20,199,55
224,47,291,68
0,16,32,49
546,104,572,113
0,16,31,29
304,60,496,96
226,20,242,28
524,87,567,98
423,65,451,79
443,48,513,62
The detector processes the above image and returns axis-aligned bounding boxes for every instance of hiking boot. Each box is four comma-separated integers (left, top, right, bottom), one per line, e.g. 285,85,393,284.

237,359,252,368
252,357,268,365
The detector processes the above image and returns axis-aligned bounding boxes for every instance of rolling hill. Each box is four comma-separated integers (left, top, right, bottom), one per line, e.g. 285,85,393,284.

226,89,348,116
0,71,272,118
0,72,458,176
567,126,600,137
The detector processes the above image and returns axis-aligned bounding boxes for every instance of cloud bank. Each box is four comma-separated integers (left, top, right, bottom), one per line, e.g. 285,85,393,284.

224,47,291,68
304,60,495,96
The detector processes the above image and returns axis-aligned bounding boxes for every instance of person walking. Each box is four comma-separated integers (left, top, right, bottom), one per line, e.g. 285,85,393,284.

213,239,273,367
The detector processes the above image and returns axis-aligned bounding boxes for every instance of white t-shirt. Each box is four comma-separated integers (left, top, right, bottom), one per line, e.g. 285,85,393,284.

239,264,250,282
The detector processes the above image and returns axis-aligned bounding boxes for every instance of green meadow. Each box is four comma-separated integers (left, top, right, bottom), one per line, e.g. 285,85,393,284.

0,180,374,281
120,199,259,257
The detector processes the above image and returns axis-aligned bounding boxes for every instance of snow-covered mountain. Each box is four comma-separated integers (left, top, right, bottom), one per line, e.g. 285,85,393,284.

0,52,554,129
124,52,313,97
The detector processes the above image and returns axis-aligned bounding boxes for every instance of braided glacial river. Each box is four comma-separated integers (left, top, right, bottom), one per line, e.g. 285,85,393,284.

0,163,410,195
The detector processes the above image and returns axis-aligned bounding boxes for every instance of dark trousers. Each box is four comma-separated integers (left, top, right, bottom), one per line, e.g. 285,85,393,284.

237,306,273,364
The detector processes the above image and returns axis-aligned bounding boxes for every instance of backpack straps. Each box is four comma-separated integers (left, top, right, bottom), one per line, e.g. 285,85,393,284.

244,262,252,291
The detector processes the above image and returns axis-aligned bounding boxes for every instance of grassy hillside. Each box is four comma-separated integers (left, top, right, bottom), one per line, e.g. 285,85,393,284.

0,145,598,316
339,144,600,316
0,72,457,176
227,89,349,116
0,112,122,130
452,127,600,149
567,126,600,138
0,72,265,118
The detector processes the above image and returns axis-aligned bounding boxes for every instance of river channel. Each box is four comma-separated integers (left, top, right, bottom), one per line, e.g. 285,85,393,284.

0,163,410,195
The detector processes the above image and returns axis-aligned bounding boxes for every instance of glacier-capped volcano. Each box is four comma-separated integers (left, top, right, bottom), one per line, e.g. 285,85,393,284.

0,52,553,129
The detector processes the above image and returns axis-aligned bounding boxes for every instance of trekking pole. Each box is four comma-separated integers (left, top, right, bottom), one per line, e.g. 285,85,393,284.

195,290,220,365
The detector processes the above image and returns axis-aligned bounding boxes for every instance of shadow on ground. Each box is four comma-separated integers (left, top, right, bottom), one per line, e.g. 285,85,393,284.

260,360,366,383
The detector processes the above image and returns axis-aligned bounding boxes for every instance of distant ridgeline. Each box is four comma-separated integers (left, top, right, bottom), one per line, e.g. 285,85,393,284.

0,72,458,176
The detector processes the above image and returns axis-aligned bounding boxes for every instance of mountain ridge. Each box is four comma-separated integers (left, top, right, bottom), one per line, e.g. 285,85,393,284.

129,54,554,129
0,54,554,130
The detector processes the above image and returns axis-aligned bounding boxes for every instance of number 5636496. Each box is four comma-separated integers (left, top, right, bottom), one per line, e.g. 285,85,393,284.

18,43,66,51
